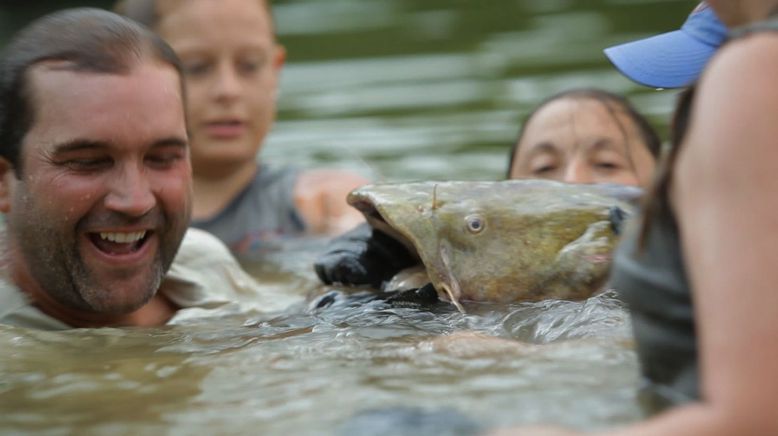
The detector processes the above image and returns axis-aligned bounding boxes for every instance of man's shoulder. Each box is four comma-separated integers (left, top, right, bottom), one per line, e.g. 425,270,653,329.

162,227,243,300
0,274,27,317
161,227,303,320
175,227,235,264
0,274,70,329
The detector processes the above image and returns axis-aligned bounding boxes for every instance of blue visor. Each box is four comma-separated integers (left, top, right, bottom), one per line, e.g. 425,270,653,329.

604,3,727,89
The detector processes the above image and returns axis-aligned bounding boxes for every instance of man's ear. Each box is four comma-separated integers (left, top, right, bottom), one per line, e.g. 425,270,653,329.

0,157,16,213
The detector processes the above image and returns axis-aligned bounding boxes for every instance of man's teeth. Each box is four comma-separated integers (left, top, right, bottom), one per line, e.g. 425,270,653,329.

99,231,146,243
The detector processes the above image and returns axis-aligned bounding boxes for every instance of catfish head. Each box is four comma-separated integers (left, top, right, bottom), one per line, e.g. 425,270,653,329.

347,180,640,311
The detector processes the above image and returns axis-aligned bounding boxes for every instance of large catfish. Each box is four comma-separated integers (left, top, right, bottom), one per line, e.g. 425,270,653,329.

347,180,640,311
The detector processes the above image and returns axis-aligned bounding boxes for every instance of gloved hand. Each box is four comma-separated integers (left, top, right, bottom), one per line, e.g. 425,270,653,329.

314,223,417,289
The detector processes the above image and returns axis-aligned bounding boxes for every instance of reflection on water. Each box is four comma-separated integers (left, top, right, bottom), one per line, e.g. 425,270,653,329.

0,0,690,434
0,327,210,433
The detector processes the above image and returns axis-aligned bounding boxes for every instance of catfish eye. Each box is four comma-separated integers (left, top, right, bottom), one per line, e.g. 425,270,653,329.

465,214,485,234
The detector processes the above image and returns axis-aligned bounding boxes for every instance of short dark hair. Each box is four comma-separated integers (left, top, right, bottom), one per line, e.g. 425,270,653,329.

506,88,662,178
113,0,158,27
0,7,183,175
113,0,274,33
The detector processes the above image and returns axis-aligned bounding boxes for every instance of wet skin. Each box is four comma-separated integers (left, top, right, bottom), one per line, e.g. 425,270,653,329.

509,97,656,188
0,62,191,321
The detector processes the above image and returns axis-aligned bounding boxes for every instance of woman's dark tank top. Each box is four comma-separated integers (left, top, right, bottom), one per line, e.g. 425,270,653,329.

610,214,696,411
609,16,778,413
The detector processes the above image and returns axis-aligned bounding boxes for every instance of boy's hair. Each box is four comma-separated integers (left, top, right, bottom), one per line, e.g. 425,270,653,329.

113,0,274,34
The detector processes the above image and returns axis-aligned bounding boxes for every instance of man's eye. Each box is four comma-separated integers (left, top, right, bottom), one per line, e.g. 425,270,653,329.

146,153,183,167
64,158,111,171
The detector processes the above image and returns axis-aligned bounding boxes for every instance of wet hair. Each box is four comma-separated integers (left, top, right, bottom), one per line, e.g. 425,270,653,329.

506,88,662,178
638,86,696,247
0,7,183,176
113,0,274,33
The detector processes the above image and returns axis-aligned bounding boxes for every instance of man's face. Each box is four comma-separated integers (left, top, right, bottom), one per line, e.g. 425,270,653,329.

2,61,192,315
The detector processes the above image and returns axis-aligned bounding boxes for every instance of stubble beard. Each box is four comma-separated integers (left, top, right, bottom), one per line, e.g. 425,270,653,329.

11,206,185,316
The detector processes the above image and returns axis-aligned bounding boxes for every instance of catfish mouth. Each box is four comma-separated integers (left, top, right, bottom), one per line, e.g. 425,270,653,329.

350,197,466,313
349,198,421,263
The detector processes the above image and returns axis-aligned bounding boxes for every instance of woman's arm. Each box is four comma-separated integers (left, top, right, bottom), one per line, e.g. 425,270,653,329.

662,32,778,435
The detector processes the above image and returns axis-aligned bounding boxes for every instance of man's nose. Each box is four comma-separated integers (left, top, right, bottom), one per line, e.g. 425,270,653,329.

562,160,594,184
104,164,156,217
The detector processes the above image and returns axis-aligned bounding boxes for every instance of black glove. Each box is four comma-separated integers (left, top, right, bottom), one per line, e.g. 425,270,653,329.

314,223,417,289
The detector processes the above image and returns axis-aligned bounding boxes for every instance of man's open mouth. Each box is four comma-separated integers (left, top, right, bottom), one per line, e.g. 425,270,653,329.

89,231,151,256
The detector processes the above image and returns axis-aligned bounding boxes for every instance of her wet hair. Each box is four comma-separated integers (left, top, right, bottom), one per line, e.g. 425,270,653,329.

637,86,696,248
0,7,182,176
506,88,662,178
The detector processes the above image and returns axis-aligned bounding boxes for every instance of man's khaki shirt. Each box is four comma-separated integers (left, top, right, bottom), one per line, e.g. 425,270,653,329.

0,227,301,329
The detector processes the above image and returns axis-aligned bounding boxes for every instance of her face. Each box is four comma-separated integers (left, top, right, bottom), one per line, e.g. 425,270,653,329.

156,0,285,177
509,97,657,188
